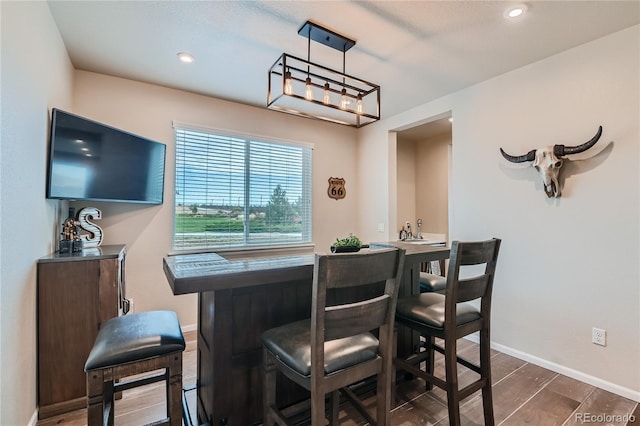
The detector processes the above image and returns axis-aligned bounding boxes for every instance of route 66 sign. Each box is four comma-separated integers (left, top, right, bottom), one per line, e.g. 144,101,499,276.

328,177,346,200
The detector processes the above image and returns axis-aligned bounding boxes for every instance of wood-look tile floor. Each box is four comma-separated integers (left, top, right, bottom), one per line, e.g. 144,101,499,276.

37,331,639,426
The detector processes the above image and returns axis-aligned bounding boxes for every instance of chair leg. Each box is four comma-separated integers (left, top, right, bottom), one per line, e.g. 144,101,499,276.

480,327,495,426
329,390,340,425
263,348,277,426
168,352,184,426
86,369,104,426
310,386,326,426
444,338,461,426
376,354,392,426
391,328,398,407
104,377,115,426
424,335,435,391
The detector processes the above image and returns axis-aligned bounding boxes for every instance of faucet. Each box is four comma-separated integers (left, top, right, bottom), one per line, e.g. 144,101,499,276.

416,218,423,239
405,221,413,240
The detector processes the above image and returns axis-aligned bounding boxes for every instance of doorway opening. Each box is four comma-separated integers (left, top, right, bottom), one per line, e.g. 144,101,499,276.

393,113,452,242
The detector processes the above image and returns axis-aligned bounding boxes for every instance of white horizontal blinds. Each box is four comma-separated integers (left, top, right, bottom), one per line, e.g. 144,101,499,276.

248,141,311,246
175,129,246,249
174,127,312,250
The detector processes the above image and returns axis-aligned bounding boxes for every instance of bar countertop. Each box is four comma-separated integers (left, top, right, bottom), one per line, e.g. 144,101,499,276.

163,241,449,295
163,251,315,295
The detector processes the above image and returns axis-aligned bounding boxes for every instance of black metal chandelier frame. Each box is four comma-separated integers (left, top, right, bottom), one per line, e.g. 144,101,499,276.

267,21,381,128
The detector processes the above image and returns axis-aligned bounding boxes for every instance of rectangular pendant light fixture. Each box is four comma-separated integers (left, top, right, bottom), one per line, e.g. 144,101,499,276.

268,21,380,128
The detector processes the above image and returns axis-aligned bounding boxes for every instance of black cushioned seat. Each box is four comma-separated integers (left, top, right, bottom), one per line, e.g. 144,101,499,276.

396,293,480,329
261,319,379,376
85,310,185,371
419,272,447,293
84,310,185,426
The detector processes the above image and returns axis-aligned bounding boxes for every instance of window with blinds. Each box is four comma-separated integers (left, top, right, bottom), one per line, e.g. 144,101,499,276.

174,127,312,250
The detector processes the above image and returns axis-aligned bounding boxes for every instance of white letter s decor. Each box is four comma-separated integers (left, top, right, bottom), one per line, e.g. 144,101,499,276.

77,207,103,247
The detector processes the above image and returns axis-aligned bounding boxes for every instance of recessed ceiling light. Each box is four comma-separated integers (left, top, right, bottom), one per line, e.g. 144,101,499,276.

177,52,194,64
506,4,527,18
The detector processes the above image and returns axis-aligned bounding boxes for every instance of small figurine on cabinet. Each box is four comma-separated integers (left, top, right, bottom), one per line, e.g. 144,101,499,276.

59,207,83,253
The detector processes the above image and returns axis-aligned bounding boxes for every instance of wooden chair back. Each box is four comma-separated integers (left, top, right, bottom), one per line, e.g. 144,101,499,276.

444,238,501,323
263,247,405,426
311,247,405,352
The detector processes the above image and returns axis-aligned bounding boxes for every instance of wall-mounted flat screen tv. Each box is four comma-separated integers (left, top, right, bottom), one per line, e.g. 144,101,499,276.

47,108,166,204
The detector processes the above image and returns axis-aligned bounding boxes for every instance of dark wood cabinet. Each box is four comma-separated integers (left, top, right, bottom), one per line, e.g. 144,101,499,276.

37,245,126,419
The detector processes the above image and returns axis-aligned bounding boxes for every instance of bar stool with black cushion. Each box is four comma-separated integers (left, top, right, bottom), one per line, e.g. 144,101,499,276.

84,310,186,426
262,247,406,426
395,238,501,426
420,258,446,293
419,271,447,293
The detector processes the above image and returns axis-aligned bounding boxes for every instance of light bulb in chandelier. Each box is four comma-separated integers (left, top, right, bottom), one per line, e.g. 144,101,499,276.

340,88,348,110
323,83,331,105
284,71,293,95
356,93,364,114
305,77,313,100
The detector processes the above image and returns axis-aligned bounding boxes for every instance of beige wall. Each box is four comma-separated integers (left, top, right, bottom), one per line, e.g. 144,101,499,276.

358,25,640,399
71,71,360,328
396,132,450,237
395,139,417,235
415,132,449,235
0,2,75,424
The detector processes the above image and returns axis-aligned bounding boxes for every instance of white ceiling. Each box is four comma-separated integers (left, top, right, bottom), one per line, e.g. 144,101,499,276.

47,1,639,123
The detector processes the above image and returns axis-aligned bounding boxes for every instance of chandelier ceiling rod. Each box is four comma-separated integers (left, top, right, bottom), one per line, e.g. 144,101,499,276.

297,20,356,52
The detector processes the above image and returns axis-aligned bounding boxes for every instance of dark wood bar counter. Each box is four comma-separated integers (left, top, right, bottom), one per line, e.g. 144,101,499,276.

163,242,449,425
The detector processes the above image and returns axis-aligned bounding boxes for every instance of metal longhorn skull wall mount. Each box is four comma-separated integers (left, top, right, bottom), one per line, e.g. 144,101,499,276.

500,126,602,198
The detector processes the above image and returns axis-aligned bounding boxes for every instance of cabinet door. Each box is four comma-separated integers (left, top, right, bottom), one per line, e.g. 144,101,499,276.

37,253,123,419
38,260,101,410
99,257,120,323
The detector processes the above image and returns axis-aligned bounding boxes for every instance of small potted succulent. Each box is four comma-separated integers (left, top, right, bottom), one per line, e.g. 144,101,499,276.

331,234,362,253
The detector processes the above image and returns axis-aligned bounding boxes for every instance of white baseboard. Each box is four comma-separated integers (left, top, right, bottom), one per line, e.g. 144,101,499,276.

464,335,640,402
28,409,38,426
181,323,197,333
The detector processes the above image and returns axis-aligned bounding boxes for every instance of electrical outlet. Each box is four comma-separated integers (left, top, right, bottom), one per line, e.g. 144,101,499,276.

592,327,606,346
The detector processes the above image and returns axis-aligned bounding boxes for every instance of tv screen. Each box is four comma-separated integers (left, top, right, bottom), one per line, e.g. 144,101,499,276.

47,109,166,204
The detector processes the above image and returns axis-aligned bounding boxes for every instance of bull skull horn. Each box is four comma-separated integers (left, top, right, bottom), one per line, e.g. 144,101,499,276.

499,126,603,198
499,147,536,163
553,126,603,157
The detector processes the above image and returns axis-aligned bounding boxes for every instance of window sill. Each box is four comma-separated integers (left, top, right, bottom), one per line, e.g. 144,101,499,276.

168,243,315,259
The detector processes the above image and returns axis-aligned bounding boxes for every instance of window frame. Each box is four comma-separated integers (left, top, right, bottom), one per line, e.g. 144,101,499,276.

172,122,313,253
